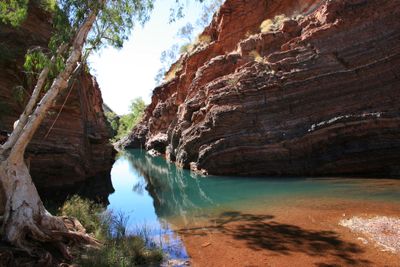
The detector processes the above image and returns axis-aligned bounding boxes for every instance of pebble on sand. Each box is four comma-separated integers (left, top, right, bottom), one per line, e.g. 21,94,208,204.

339,216,400,254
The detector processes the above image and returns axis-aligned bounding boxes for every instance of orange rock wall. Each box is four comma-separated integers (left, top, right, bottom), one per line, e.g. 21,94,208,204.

126,0,400,177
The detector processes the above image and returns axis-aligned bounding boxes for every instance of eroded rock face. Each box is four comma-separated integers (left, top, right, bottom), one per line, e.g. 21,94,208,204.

0,3,115,194
124,0,400,177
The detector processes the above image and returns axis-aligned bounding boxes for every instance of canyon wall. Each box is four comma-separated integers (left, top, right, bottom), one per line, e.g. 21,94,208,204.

124,0,400,177
0,3,115,196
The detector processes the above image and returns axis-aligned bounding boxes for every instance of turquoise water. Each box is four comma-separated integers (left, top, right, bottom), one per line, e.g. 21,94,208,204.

107,149,400,258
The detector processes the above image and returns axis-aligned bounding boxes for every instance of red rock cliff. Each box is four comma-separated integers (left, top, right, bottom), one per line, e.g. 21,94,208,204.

124,0,400,177
0,3,115,194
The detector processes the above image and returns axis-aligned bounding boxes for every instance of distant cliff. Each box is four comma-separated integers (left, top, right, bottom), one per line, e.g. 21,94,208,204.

0,3,115,195
123,0,400,177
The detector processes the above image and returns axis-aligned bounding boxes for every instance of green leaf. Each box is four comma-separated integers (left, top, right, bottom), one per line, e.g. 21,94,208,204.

0,0,29,27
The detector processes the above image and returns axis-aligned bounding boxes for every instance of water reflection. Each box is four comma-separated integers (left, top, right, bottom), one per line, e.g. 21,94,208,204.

122,149,213,225
108,150,191,261
120,149,400,227
41,171,114,212
109,149,400,263
122,149,327,227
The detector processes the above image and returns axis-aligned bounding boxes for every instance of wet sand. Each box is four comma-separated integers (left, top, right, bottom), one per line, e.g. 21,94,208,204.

172,198,400,266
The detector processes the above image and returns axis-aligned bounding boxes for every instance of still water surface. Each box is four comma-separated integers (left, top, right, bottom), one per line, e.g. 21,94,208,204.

107,149,400,259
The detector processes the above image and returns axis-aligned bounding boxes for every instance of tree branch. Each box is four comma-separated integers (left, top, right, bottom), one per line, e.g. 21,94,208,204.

1,44,68,153
7,0,105,163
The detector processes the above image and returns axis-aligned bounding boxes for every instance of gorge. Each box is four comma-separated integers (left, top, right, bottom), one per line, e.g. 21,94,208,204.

122,0,400,177
0,0,399,266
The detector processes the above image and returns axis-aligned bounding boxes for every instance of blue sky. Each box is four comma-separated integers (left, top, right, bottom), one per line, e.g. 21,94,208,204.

89,0,210,115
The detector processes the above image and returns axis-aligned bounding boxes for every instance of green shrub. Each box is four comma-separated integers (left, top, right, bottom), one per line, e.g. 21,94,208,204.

77,236,163,267
107,98,146,142
40,0,57,12
59,195,103,235
60,196,164,266
105,111,120,136
12,85,26,103
115,98,146,141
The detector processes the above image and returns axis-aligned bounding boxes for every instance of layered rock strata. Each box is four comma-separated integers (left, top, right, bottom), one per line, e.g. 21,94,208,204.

125,0,400,177
0,3,115,193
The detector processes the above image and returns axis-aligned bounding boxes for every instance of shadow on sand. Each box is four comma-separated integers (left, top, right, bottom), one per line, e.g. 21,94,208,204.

178,211,371,266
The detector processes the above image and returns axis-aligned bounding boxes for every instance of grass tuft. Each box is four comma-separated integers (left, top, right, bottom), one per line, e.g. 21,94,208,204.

59,196,164,266
164,60,183,82
249,50,263,62
260,14,289,33
260,13,304,33
76,235,163,267
59,195,103,235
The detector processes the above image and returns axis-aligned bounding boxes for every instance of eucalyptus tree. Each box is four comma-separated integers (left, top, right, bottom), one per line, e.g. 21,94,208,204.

155,0,222,84
0,0,157,259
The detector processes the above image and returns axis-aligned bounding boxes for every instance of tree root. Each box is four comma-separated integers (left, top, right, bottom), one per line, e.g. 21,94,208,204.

2,213,101,265
1,160,101,265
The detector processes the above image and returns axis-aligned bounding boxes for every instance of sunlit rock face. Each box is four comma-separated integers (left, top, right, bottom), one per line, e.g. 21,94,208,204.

125,0,400,177
0,3,115,193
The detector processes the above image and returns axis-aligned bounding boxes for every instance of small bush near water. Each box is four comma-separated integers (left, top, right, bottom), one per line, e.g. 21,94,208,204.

59,195,103,235
59,196,163,267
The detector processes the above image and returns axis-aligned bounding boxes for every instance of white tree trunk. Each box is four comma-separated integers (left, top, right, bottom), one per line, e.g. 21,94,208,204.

0,158,62,248
1,44,68,152
0,1,105,259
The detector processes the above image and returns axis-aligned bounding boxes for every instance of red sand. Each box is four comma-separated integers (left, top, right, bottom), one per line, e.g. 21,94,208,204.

172,199,400,266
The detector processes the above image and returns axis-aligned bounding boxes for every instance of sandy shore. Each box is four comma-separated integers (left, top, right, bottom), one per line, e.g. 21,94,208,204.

172,198,400,266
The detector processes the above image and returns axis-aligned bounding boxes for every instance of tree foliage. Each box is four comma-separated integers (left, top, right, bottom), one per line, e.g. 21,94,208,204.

0,0,29,27
104,98,146,141
115,97,146,140
177,22,194,42
105,111,120,135
155,0,223,85
196,0,223,28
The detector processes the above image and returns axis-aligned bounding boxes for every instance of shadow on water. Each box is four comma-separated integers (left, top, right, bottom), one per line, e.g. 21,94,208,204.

116,149,400,265
41,171,114,213
178,211,371,266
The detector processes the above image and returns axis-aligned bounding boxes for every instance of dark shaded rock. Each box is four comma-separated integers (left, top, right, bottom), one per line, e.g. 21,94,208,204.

38,171,114,209
146,133,168,153
117,124,149,149
0,3,115,190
